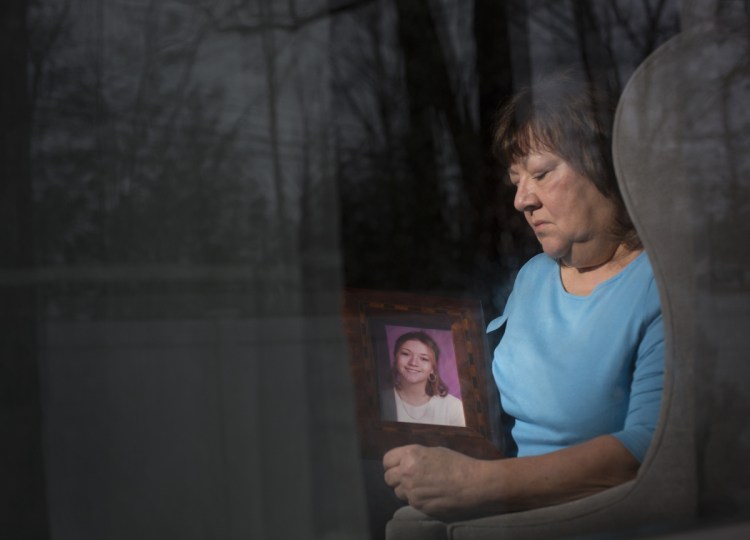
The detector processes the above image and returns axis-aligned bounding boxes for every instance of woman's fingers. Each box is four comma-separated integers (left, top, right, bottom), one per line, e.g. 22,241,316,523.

383,445,425,495
382,446,404,471
393,485,407,501
383,444,420,470
383,464,400,488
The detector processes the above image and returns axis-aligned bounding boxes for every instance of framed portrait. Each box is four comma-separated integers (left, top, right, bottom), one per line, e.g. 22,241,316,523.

342,289,503,460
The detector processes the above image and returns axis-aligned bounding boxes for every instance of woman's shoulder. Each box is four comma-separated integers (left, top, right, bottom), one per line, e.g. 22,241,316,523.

521,252,556,272
516,252,557,280
511,253,558,292
626,252,661,315
604,251,659,300
432,393,466,427
592,251,661,324
438,392,462,404
430,392,463,410
487,253,554,332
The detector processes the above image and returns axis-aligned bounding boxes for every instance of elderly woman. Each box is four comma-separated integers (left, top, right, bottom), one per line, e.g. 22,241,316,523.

383,77,664,518
386,331,466,427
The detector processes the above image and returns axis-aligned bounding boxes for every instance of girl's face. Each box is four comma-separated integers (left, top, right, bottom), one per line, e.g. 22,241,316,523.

395,339,435,387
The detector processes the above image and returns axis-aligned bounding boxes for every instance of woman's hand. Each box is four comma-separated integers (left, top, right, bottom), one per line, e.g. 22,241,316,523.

383,445,488,518
382,436,640,519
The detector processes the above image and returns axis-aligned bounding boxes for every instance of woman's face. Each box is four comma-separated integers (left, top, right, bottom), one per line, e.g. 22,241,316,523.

395,339,435,387
508,150,620,267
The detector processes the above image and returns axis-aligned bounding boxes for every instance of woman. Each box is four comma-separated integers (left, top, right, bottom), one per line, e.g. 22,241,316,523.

383,76,664,518
387,331,465,427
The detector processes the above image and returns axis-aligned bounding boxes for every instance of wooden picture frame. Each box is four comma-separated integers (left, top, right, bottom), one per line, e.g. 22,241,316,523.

342,289,503,460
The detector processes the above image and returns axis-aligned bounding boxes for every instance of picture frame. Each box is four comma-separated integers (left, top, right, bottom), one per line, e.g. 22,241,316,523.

342,289,503,460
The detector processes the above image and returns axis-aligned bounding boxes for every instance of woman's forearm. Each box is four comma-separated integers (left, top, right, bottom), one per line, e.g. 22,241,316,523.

471,435,639,513
384,435,639,519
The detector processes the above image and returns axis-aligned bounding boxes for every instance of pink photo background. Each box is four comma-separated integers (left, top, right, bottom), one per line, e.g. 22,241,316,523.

382,325,462,400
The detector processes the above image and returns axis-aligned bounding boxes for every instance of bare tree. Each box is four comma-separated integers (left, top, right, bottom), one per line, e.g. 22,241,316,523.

30,1,270,267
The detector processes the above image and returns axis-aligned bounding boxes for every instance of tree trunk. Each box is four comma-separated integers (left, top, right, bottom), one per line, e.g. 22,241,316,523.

393,0,447,289
473,0,537,310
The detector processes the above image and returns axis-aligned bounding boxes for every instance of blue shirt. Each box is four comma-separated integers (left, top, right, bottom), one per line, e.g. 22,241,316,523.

487,252,664,462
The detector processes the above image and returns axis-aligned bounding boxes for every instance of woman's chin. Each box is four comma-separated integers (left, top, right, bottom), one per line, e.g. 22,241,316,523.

541,244,567,261
537,236,572,261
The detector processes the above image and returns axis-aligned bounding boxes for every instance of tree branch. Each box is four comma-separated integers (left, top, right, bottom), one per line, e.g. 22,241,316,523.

212,0,375,35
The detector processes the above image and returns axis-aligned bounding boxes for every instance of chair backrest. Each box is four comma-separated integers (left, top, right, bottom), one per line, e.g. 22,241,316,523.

613,0,750,521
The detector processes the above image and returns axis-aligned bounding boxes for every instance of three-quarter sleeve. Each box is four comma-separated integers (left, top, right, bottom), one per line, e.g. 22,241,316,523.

611,280,665,462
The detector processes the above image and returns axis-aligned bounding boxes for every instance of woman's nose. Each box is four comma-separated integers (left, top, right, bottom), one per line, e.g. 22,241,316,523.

513,180,541,213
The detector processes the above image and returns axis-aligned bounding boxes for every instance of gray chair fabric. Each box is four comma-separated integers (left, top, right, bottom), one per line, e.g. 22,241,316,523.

386,2,750,538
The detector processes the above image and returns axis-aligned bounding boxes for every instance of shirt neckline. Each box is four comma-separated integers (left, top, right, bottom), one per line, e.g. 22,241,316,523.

556,250,646,299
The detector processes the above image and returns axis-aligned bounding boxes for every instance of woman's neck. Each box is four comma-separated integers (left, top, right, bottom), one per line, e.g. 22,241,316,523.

397,384,430,406
560,243,642,296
